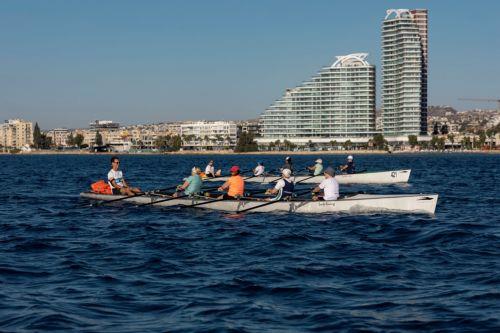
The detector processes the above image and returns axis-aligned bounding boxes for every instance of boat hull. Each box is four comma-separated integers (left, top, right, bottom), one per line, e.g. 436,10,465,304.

80,191,437,214
205,169,411,184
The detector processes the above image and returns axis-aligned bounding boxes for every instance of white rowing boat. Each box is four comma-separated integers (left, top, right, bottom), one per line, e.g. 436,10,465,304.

80,191,437,214
204,169,411,184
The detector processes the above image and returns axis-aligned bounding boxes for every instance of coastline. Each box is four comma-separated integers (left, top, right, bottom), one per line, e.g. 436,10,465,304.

1,149,499,155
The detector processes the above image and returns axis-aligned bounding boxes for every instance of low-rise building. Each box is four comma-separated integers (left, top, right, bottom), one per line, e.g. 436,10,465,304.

47,128,70,147
180,121,237,149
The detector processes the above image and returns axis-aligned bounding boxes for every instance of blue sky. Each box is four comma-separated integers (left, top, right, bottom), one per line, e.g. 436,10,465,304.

0,0,499,129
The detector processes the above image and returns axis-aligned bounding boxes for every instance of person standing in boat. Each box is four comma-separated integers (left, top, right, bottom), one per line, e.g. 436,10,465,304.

307,158,323,176
204,160,221,178
281,156,293,174
339,155,356,174
265,168,294,200
108,156,141,196
253,161,265,176
216,165,245,199
312,167,339,201
173,167,203,197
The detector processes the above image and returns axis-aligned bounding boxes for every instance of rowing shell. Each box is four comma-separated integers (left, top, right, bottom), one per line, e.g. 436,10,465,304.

205,170,411,184
80,191,437,214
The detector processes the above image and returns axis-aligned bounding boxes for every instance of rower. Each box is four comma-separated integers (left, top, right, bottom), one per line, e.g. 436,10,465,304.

108,156,141,196
339,155,356,174
216,165,245,199
281,156,293,174
312,167,339,201
173,167,202,197
307,158,323,176
265,168,294,200
254,161,265,176
204,160,221,178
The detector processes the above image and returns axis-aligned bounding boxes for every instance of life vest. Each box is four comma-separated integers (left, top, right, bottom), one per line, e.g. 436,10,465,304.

346,161,355,174
282,179,295,197
91,180,113,195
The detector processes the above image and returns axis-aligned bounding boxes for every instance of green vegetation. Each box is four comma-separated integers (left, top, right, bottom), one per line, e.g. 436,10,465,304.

95,131,103,146
372,134,387,150
408,135,418,148
234,132,258,152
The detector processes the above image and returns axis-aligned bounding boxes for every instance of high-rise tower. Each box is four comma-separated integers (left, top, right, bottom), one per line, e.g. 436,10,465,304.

382,9,428,136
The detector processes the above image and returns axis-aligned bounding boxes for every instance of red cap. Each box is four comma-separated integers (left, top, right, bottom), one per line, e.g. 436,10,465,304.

230,165,240,173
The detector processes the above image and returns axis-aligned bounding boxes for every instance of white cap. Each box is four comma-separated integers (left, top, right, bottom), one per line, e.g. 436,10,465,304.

347,155,353,160
282,168,292,177
315,159,322,163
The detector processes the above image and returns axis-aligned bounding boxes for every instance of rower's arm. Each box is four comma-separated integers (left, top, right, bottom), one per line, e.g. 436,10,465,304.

121,178,129,188
179,180,190,190
218,180,229,192
312,186,321,193
110,179,121,188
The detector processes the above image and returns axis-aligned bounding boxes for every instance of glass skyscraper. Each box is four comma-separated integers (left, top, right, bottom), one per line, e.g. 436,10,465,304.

382,9,428,136
260,53,376,141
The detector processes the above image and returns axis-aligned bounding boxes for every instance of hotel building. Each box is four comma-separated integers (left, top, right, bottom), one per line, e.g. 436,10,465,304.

382,9,428,137
259,53,376,145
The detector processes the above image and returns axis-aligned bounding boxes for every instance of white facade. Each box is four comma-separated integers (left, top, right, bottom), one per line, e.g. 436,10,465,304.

260,53,376,142
180,121,237,147
382,9,428,136
47,128,69,147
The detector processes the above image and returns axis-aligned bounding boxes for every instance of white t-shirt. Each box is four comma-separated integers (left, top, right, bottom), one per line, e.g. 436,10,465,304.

254,165,265,176
108,169,124,189
319,177,339,200
205,164,215,175
274,179,286,190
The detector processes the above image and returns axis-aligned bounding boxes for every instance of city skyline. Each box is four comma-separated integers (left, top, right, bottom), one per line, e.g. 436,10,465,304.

0,1,499,128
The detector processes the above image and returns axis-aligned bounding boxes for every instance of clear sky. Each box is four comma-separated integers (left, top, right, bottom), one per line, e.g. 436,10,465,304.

0,0,499,129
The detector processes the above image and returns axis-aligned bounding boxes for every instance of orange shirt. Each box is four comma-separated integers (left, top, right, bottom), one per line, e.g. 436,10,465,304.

226,175,245,197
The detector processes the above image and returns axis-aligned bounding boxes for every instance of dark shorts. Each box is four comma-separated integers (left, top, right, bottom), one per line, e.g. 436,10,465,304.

112,188,121,195
222,194,239,200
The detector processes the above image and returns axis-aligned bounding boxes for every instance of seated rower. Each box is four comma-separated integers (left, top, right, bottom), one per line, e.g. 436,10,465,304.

312,167,339,201
281,156,293,174
339,155,355,174
204,160,222,178
173,167,202,197
265,168,294,200
307,158,323,176
108,156,141,196
216,165,244,199
254,161,265,176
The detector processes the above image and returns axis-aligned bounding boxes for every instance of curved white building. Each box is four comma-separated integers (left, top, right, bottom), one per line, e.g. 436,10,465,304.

260,53,376,142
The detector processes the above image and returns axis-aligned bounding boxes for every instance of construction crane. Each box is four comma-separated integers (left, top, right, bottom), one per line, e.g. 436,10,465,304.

458,98,500,112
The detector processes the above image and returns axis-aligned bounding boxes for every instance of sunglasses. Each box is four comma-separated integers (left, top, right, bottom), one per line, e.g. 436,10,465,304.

113,161,120,164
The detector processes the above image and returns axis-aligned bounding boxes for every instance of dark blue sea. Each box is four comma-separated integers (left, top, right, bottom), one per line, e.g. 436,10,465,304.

0,153,499,332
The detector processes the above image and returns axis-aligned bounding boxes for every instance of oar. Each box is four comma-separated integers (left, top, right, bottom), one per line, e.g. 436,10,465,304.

243,168,276,181
136,184,222,207
178,196,228,208
236,188,313,214
93,185,179,206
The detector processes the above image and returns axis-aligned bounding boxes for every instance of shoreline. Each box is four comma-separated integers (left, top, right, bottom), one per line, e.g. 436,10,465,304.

1,149,499,155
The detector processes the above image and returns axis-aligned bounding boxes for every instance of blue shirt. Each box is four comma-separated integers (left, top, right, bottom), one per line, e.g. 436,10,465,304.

185,175,202,195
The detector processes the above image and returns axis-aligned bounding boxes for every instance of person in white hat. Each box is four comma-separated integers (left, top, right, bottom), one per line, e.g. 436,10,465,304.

307,158,324,176
339,155,356,174
265,168,294,200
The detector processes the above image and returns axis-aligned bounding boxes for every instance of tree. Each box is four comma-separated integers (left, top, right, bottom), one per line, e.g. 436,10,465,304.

234,132,258,152
33,122,42,149
440,123,449,135
154,136,169,150
343,140,352,150
169,135,182,151
66,133,75,147
478,131,486,149
74,134,84,148
432,122,440,135
447,134,455,150
437,137,446,150
329,140,337,150
274,140,281,151
95,131,103,146
486,128,496,150
461,136,471,150
408,135,418,148
430,135,439,150
372,134,386,150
